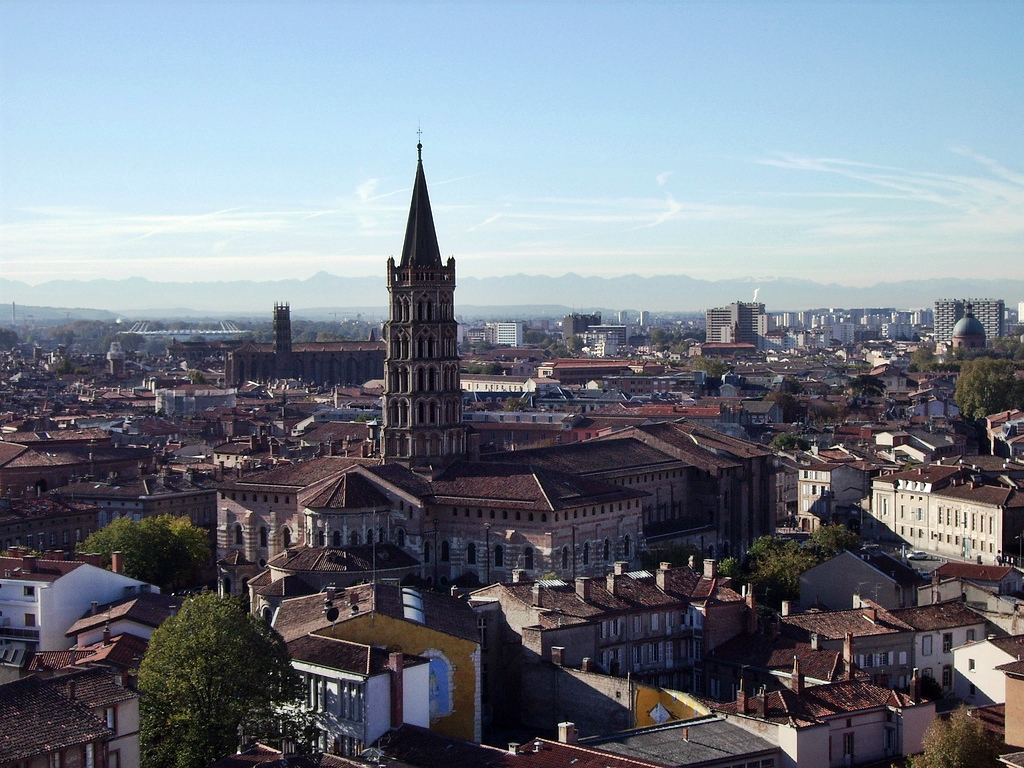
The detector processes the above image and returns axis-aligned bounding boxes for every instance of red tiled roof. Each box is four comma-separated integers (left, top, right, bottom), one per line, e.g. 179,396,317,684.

65,592,183,637
890,599,985,631
934,562,1018,582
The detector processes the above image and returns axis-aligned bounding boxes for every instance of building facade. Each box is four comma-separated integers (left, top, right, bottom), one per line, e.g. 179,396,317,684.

933,298,1005,345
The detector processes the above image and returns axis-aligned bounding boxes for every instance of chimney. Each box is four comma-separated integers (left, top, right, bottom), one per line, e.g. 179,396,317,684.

843,632,854,680
613,561,628,575
781,600,791,617
512,569,527,583
575,576,592,602
863,606,877,623
507,743,520,756
688,555,696,570
682,726,690,741
110,551,124,574
90,601,99,616
551,646,565,666
931,569,940,603
606,572,618,596
531,582,542,607
745,587,757,633
102,623,111,646
791,656,803,694
810,632,820,651
581,657,594,672
754,691,765,718
389,652,404,728
736,687,749,714
703,558,717,579
910,667,921,704
656,562,670,591
21,555,36,573
557,722,578,744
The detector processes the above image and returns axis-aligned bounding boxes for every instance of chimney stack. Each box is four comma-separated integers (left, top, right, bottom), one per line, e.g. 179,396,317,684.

531,582,542,607
910,667,921,704
736,686,749,714
21,555,36,573
656,562,671,591
90,601,99,616
843,632,855,680
576,577,592,602
754,690,765,718
507,743,520,756
581,657,595,673
102,623,111,646
614,561,628,575
110,551,124,574
606,572,618,596
745,587,757,634
551,646,565,667
512,569,526,583
389,652,405,728
791,656,804,694
863,606,877,623
781,600,791,617
703,559,717,579
688,555,696,570
557,722,578,744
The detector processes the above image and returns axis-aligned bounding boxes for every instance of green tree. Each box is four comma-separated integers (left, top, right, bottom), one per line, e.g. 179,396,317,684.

847,374,885,397
770,433,810,452
187,369,209,385
0,328,18,349
909,346,937,372
765,392,801,423
954,357,1024,419
806,523,860,559
139,593,304,768
79,515,210,590
743,536,817,607
504,397,529,411
691,357,730,377
907,705,1001,768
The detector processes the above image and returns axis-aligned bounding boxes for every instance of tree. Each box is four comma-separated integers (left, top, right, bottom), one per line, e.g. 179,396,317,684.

138,593,304,768
847,374,885,397
0,328,18,349
79,515,210,590
770,433,810,452
954,357,1024,419
187,369,209,385
907,705,1001,768
909,346,937,372
806,523,860,559
742,536,817,607
691,356,730,378
765,392,801,423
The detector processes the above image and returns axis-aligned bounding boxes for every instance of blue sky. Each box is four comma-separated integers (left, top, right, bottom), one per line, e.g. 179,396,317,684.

2,1,1022,287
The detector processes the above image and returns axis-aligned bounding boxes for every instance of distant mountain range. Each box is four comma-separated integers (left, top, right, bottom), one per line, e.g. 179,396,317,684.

1,273,1022,321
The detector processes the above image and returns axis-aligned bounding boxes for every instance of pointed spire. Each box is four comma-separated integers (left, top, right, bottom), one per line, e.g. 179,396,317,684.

399,143,443,269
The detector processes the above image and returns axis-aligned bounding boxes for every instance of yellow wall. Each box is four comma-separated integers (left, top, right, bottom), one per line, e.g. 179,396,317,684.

314,612,480,743
634,685,709,728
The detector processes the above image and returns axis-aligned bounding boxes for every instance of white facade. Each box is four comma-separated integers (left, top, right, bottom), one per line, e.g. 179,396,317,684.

0,558,154,653
953,636,1024,706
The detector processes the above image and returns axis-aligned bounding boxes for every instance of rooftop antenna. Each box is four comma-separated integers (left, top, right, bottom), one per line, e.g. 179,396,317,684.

417,125,423,161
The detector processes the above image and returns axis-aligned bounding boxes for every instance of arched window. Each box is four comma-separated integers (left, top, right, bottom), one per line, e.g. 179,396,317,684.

281,527,291,548
624,535,631,558
583,542,590,565
350,531,360,546
316,530,325,546
493,545,504,568
366,530,374,546
467,542,477,565
561,547,569,569
424,541,432,563
333,530,341,547
441,541,450,562
524,547,534,570
379,527,385,544
235,524,244,546
259,526,268,548
397,528,406,547
603,538,610,561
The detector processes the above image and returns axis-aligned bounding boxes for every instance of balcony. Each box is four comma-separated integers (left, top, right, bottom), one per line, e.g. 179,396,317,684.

0,626,40,641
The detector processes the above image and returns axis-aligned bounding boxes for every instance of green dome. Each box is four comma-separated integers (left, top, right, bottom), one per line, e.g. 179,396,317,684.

952,314,985,338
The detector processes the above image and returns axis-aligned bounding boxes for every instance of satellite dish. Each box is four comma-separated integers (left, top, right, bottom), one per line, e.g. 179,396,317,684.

325,606,339,622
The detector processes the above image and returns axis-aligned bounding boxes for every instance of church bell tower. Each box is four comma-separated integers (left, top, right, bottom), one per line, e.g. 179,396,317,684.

381,143,465,463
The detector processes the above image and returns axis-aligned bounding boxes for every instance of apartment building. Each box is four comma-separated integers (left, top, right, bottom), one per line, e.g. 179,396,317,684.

933,298,1005,344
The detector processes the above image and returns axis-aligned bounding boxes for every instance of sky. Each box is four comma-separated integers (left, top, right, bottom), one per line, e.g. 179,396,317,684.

1,1,1023,288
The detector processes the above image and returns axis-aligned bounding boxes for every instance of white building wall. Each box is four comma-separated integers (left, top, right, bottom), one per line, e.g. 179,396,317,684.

953,640,1013,706
403,660,430,728
364,672,392,746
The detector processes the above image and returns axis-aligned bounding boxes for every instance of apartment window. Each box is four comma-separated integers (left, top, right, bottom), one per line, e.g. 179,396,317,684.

967,629,976,642
922,635,933,656
24,613,35,627
651,613,660,632
105,706,116,731
969,658,976,671
942,633,952,653
633,646,641,666
942,665,952,688
23,586,34,597
843,732,855,760
634,616,642,634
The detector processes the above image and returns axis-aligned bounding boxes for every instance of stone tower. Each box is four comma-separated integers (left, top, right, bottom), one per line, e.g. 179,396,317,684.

273,302,293,378
381,144,465,463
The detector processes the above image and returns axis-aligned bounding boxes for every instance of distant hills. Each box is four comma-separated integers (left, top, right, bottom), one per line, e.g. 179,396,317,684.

1,273,1022,321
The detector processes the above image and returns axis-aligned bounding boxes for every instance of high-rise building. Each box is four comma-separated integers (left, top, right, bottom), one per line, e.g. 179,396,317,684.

705,302,768,347
493,321,524,347
381,144,465,463
933,299,1005,344
562,312,601,338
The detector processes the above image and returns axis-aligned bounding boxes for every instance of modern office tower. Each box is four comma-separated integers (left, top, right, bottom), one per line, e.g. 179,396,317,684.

934,299,1005,344
705,302,768,346
562,312,601,338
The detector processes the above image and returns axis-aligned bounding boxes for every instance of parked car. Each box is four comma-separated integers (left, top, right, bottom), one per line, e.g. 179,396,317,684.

908,550,929,560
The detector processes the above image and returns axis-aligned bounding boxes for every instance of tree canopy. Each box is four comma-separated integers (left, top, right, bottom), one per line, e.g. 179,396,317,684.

954,357,1024,419
806,523,861,560
79,514,210,590
847,374,885,397
907,705,1001,768
138,593,304,768
770,433,810,451
691,356,730,377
